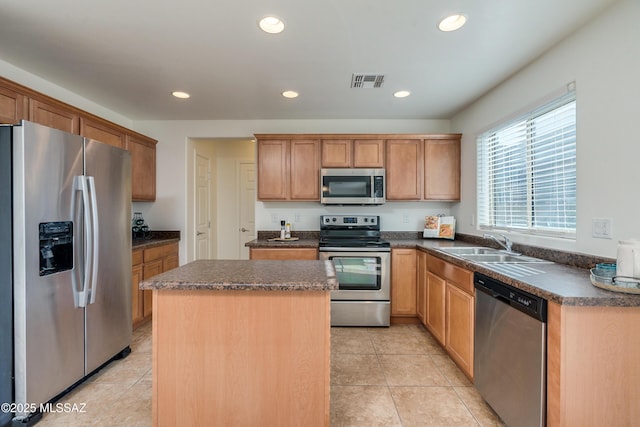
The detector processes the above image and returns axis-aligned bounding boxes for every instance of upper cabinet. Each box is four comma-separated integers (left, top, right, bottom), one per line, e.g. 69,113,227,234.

126,134,157,201
321,138,384,168
80,116,125,148
386,135,461,201
386,139,424,200
256,136,320,201
424,138,461,200
29,97,80,134
0,85,28,124
257,133,460,202
1,77,157,201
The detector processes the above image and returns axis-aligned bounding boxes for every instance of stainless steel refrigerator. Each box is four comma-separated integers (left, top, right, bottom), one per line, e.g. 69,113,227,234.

0,121,132,426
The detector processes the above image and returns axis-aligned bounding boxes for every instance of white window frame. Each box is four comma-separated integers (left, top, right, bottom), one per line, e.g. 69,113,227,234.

476,89,577,239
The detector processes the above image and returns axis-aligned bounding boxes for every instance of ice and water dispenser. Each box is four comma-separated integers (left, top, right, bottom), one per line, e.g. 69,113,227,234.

39,221,73,276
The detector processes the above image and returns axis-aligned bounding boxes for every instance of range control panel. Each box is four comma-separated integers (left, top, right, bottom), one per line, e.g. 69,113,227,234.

321,215,379,227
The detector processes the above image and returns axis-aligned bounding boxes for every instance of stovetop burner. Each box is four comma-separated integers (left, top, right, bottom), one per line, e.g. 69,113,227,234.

319,214,389,250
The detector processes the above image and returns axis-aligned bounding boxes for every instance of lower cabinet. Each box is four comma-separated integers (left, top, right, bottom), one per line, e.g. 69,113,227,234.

391,248,417,318
249,248,318,260
416,251,428,323
423,252,474,379
132,242,179,329
425,270,446,345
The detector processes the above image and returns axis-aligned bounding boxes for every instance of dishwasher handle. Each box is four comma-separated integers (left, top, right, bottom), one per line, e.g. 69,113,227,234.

474,272,547,322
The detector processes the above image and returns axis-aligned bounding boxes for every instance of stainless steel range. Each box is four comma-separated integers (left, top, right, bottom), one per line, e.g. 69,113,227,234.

318,215,390,327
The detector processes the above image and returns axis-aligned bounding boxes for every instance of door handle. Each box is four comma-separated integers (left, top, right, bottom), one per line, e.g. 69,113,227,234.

240,227,249,232
196,231,205,236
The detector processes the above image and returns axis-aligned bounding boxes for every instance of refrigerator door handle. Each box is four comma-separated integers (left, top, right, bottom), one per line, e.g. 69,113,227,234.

73,175,92,308
86,176,99,304
71,176,82,307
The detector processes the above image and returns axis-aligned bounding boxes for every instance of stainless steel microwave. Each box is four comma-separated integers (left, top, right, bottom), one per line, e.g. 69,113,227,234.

321,168,385,205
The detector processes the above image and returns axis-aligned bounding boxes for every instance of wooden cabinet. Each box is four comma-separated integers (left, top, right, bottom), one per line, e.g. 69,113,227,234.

28,97,80,134
386,136,461,201
425,254,474,379
257,139,288,199
131,249,144,328
256,137,319,201
353,140,385,167
1,77,157,202
250,248,318,260
321,139,351,167
255,133,460,202
424,138,461,200
290,139,320,200
416,251,428,324
321,139,384,168
80,116,125,148
0,84,27,124
425,270,446,345
386,139,423,200
445,282,474,377
391,248,417,318
132,242,179,328
546,302,640,426
126,134,157,201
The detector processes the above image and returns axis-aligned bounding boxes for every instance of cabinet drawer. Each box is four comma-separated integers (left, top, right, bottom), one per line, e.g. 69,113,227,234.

144,242,179,262
426,254,473,294
132,249,143,266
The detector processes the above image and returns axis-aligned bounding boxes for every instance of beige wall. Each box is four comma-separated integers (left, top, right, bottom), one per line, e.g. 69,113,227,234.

451,0,639,258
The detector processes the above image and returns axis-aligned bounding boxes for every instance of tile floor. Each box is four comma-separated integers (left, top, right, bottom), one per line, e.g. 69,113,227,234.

37,322,504,426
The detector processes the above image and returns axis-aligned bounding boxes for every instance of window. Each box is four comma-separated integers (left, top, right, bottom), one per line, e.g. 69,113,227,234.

477,90,576,237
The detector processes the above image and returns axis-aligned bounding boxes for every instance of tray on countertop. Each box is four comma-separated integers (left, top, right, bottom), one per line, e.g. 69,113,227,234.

590,271,640,295
267,237,300,242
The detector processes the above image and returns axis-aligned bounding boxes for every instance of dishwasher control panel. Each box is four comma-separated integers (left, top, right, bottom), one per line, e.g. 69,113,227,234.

474,272,547,322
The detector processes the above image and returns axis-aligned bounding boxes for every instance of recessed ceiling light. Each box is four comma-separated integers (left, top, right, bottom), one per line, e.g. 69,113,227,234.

172,91,190,99
394,90,411,98
259,16,285,34
438,14,467,32
282,90,299,99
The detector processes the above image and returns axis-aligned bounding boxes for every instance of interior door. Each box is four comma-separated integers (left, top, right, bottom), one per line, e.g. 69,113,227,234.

195,154,211,260
238,162,256,259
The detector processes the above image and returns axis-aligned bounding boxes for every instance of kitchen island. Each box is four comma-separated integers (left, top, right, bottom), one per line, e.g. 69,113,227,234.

140,259,338,427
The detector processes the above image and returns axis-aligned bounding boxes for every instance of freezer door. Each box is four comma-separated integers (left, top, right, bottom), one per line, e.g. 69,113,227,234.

84,139,132,373
13,122,85,413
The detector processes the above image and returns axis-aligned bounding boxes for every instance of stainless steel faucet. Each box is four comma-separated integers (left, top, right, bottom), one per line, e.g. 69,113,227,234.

483,233,520,255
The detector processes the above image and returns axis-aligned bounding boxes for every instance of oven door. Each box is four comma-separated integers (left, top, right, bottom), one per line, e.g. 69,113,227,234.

319,251,390,301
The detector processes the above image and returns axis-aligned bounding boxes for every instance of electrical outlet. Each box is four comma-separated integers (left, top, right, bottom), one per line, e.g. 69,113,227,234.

592,218,612,239
271,214,278,223
402,213,409,223
294,213,301,222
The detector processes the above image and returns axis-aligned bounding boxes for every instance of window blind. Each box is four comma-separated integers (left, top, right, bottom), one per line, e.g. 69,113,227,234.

477,90,576,237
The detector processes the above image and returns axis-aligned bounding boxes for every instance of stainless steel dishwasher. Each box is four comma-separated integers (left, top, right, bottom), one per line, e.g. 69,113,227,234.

474,272,547,427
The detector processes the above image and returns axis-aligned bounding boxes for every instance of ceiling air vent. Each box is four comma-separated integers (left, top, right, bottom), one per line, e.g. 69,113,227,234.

351,74,385,89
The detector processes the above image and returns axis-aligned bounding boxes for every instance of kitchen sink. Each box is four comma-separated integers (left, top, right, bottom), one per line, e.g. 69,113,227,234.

439,247,501,255
459,253,549,263
439,247,550,264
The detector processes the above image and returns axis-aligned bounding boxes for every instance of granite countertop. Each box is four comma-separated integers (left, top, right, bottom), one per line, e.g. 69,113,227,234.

245,238,319,248
245,232,640,307
140,259,338,291
245,231,319,248
132,230,181,249
405,238,640,307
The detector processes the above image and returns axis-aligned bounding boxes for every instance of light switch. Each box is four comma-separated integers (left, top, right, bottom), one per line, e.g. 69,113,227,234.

592,218,612,239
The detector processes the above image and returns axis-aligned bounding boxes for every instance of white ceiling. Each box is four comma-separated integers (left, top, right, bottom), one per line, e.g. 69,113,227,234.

0,0,617,121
